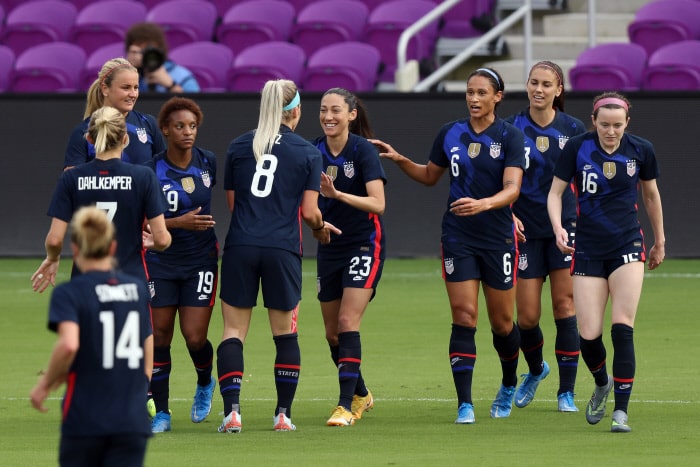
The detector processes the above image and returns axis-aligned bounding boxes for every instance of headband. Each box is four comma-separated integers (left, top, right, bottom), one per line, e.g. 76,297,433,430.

533,62,562,86
476,68,501,89
100,63,132,87
593,97,629,112
283,91,300,111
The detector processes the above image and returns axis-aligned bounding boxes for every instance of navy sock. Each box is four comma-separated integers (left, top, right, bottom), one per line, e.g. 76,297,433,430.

579,334,609,387
273,333,300,419
449,324,476,405
518,323,544,376
188,339,214,387
331,344,367,397
337,331,361,410
493,325,520,388
151,346,171,413
216,337,243,416
611,324,635,413
554,316,580,395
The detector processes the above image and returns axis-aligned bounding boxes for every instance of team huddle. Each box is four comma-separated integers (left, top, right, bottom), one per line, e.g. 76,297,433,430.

28,59,665,466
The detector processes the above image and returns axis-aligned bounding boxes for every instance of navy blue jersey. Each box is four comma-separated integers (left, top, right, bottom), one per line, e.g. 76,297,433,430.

553,131,659,259
63,111,166,168
224,125,322,255
143,147,218,272
429,117,526,250
313,133,387,257
48,270,152,437
506,109,585,239
47,158,168,283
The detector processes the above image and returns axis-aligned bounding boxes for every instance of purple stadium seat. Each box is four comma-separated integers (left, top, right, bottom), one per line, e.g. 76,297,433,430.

227,41,305,92
441,0,497,38
209,0,251,18
285,0,324,13
146,0,218,49
569,42,648,91
79,42,125,91
216,0,295,55
628,0,700,56
169,41,234,92
365,0,439,82
0,0,78,56
70,0,147,56
642,40,700,90
10,42,86,92
292,0,369,57
0,45,15,92
302,42,380,92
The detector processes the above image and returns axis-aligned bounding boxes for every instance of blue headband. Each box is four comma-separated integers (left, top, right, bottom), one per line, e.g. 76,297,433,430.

283,91,300,111
476,68,501,89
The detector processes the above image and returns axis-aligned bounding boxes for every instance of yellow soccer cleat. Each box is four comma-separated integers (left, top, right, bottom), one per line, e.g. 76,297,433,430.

326,406,355,426
351,390,374,420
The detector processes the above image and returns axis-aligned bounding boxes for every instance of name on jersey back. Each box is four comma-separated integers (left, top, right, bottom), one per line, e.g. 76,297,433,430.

78,176,132,191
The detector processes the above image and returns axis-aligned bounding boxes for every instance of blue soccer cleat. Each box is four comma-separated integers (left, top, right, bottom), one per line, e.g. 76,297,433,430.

191,376,216,423
515,361,550,408
455,402,475,424
490,384,516,418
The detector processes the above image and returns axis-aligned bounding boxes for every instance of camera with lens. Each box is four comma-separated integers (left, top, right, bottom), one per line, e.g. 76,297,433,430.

141,46,166,73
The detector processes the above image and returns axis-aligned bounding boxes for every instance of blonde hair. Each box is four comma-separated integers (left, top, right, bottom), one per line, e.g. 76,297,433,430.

70,206,115,260
84,58,138,119
252,79,298,161
87,106,127,154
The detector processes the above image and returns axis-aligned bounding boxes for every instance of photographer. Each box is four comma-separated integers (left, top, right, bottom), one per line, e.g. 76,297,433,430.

125,22,200,94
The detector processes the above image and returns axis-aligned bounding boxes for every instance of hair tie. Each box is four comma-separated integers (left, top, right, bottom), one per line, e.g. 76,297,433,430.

476,68,501,89
593,97,629,112
283,91,300,111
533,62,562,86
100,63,131,88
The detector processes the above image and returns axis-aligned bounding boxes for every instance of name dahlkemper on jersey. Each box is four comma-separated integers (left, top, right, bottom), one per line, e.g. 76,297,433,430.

78,176,133,190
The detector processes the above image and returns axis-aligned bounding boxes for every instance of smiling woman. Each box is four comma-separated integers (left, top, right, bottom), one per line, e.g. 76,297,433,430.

370,67,526,425
62,57,166,170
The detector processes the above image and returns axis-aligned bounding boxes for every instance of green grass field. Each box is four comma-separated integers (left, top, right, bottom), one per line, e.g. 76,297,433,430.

1,258,698,466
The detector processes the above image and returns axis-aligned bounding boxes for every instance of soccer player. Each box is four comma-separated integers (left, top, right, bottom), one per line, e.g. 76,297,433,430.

505,61,586,412
144,97,218,433
216,79,340,433
371,68,525,424
32,106,170,292
30,206,154,467
313,88,386,427
548,92,666,432
63,57,166,170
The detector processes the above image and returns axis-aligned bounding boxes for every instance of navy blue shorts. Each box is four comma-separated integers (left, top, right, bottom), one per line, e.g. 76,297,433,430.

441,241,516,290
59,434,148,467
517,235,573,279
220,245,301,311
317,249,384,302
572,249,645,279
148,263,218,308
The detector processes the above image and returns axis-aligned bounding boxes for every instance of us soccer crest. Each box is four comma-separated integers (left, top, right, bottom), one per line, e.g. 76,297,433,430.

626,160,636,177
518,254,528,271
343,161,354,179
201,171,211,188
536,136,549,152
490,142,501,159
444,257,454,275
326,165,338,181
136,127,148,143
181,177,195,193
603,162,616,179
558,135,568,149
468,143,481,158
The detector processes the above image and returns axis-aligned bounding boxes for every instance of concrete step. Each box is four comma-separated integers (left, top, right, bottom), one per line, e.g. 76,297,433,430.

502,34,630,60
543,13,635,37
566,0,652,13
